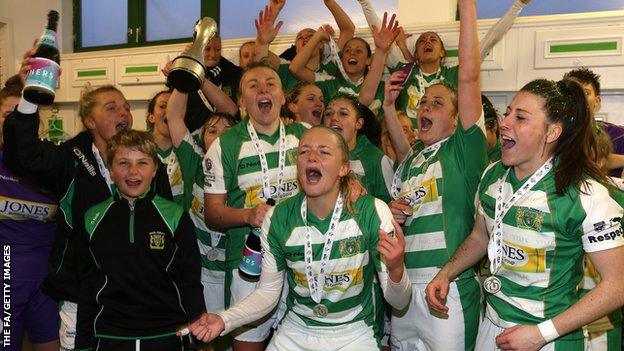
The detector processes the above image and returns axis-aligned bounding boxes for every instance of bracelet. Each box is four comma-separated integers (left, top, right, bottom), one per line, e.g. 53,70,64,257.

537,319,559,343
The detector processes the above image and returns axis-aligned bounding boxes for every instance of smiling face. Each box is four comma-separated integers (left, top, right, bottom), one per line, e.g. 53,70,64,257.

500,91,562,175
203,37,222,68
239,41,256,70
414,31,445,66
84,90,132,145
203,116,232,149
341,38,371,76
239,66,285,131
416,84,457,146
323,98,363,150
109,146,157,200
297,127,349,200
147,92,171,140
289,84,324,126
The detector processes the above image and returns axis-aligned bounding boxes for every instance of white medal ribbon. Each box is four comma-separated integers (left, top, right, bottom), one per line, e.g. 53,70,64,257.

414,68,444,109
246,120,287,202
487,157,554,275
391,137,448,200
301,193,344,304
92,143,113,193
158,149,180,185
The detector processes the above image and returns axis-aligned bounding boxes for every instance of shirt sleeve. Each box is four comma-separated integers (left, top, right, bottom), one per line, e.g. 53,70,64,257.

217,206,284,334
203,137,226,194
372,199,412,310
173,212,206,320
579,180,624,253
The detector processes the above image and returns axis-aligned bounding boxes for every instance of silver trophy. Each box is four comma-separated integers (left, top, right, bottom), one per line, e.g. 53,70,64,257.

167,17,218,93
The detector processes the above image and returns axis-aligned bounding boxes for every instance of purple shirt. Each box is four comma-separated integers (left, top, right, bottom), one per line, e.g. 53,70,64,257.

0,146,57,280
599,121,624,177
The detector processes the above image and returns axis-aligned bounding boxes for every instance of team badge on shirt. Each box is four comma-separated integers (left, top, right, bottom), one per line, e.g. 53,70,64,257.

149,231,166,250
339,237,361,258
515,207,545,232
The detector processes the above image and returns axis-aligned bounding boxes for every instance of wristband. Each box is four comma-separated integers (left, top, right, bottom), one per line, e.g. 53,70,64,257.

537,319,559,343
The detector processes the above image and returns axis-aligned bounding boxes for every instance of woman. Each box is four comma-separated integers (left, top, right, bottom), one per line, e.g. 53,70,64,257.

3,49,173,351
189,126,411,350
357,0,531,124
285,81,325,126
289,13,399,116
0,79,60,351
426,77,624,350
254,0,355,93
382,1,487,349
323,94,394,203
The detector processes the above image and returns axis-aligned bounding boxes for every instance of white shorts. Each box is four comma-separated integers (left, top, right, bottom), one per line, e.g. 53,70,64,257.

476,312,560,351
390,279,481,351
267,312,378,351
202,268,225,313
229,269,277,342
59,301,77,350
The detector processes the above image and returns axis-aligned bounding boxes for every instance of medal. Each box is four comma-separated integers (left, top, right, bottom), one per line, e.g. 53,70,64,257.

206,248,219,261
483,276,501,294
313,304,328,318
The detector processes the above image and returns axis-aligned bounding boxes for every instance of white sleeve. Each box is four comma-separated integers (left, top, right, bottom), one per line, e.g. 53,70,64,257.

373,199,412,310
479,0,527,59
203,138,226,194
580,180,624,253
381,155,396,197
357,0,405,68
218,207,284,334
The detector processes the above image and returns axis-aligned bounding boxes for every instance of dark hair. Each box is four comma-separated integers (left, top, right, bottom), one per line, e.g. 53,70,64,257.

283,81,320,121
482,94,499,133
563,67,601,96
146,89,172,131
201,112,237,150
326,94,381,147
3,74,23,91
520,78,607,194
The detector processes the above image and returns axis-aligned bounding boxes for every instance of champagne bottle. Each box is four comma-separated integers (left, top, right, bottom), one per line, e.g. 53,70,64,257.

23,10,61,105
238,198,275,281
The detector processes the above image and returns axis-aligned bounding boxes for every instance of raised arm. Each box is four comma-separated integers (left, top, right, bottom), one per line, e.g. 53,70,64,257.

200,79,238,115
382,72,412,163
289,26,330,83
254,4,284,69
165,89,189,148
356,0,405,67
324,0,355,50
457,0,482,131
359,12,400,106
479,0,530,59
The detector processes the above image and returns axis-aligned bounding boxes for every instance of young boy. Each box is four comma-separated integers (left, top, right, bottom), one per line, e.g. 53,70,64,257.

75,130,204,351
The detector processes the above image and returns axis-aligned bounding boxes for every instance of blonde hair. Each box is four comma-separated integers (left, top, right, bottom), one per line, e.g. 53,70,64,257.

301,126,359,215
106,129,159,166
78,84,124,123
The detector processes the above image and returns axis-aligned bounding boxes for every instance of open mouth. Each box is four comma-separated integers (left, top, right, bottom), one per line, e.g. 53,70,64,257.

125,179,142,188
419,117,432,132
312,109,322,119
305,167,322,184
424,47,433,53
347,58,358,66
330,123,343,133
116,121,130,132
501,135,516,150
258,99,273,114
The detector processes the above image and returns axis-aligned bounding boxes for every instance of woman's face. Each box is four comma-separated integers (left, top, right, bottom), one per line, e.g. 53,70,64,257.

341,39,370,76
297,128,349,199
148,92,171,140
203,117,232,149
239,66,285,128
500,91,561,172
85,90,132,143
416,85,456,146
290,85,324,126
414,32,445,66
239,42,255,70
398,113,417,146
323,99,362,149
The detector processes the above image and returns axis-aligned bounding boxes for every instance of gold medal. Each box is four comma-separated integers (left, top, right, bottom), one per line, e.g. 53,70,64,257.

313,304,328,318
